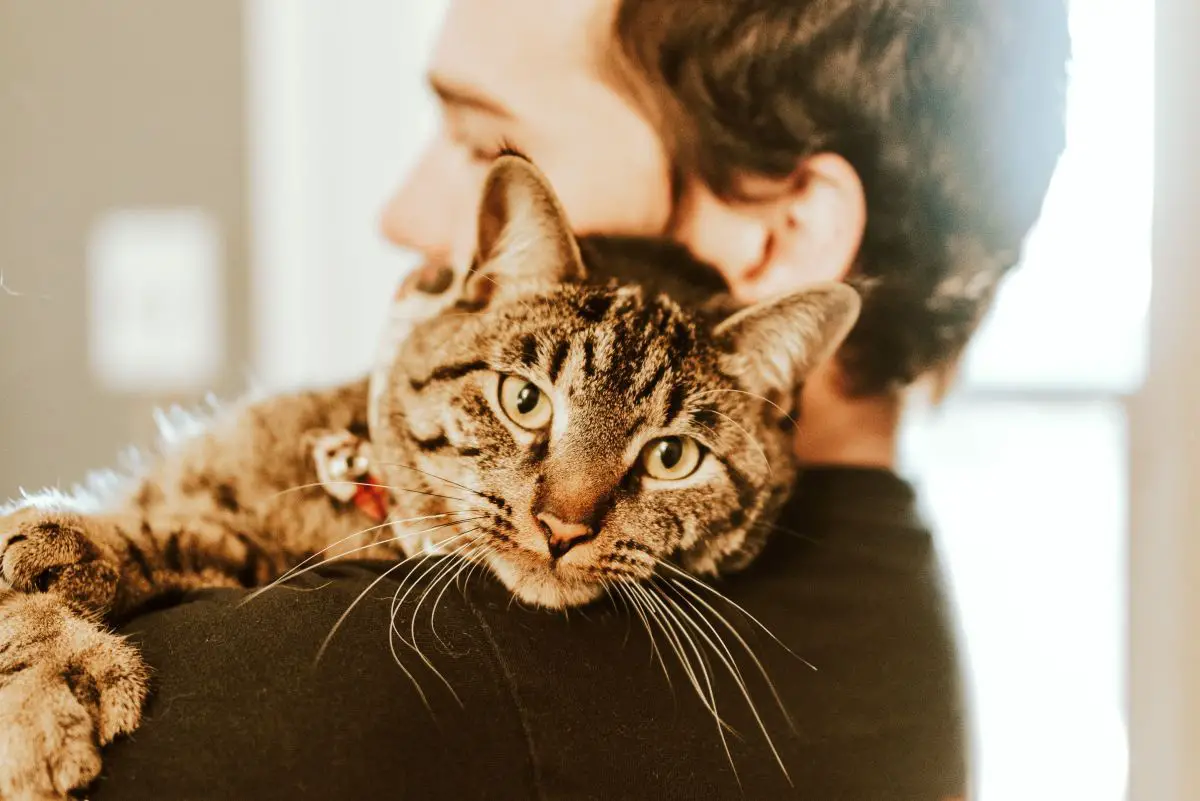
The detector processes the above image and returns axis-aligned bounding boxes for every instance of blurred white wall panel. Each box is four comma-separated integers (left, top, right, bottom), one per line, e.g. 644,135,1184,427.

245,0,446,391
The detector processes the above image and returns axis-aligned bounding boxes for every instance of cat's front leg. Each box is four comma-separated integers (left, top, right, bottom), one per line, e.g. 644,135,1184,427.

0,508,123,616
0,504,275,621
0,590,148,801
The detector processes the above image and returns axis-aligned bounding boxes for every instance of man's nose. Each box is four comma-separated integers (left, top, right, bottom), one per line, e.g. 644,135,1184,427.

535,512,597,559
379,141,467,263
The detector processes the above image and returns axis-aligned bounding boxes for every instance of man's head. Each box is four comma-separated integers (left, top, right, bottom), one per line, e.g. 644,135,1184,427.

382,0,1069,398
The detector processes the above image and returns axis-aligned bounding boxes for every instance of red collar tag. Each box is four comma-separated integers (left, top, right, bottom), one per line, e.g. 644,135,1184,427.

352,478,390,523
311,431,390,523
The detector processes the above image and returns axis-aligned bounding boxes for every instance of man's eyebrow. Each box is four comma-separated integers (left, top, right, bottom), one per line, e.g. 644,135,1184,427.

427,73,513,120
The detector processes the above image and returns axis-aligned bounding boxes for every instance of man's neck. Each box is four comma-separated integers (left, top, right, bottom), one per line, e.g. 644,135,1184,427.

792,364,901,469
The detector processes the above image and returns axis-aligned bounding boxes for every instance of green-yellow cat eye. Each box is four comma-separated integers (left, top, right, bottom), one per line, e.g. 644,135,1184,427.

498,375,553,430
641,436,704,481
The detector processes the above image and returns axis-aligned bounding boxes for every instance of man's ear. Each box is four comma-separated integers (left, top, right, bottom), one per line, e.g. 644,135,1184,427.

464,155,586,306
714,282,861,398
673,153,865,306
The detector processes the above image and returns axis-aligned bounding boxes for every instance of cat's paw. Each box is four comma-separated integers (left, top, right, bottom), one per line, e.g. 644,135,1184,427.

0,591,148,801
0,509,120,614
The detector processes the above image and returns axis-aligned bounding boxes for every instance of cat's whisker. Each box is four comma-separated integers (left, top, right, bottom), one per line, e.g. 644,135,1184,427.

391,533,484,706
752,520,819,544
628,581,699,701
240,518,396,606
389,557,441,649
659,578,793,783
654,558,815,670
635,582,741,787
243,510,485,604
682,416,749,486
460,544,491,591
428,542,491,647
241,513,487,606
691,407,773,476
374,460,490,500
631,582,727,732
505,584,522,612
449,544,490,602
659,577,751,694
653,586,787,788
641,583,735,734
262,580,334,594
386,560,440,709
314,557,413,667
279,519,483,591
388,534,483,689
390,540,471,637
690,388,798,428
454,546,481,595
268,479,473,506
598,578,633,649
599,576,621,610
666,577,796,733
613,580,671,691
409,538,481,650
313,527,482,666
383,620,436,712
380,533,486,713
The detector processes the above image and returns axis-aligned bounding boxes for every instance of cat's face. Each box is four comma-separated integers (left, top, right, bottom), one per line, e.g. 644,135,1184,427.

371,156,859,609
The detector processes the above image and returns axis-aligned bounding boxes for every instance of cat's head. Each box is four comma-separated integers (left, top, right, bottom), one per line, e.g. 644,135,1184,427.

370,155,859,609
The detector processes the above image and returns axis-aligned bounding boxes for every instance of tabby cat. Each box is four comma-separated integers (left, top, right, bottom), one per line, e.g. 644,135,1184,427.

0,155,859,799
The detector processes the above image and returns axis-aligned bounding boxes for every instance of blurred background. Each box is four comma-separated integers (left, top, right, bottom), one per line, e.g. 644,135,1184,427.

0,1,1190,799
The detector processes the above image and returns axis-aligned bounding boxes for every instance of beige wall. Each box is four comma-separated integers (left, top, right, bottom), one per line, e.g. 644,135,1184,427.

1128,0,1200,797
0,1,247,499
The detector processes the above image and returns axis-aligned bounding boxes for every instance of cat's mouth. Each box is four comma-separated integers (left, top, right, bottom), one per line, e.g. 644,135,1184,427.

481,548,606,609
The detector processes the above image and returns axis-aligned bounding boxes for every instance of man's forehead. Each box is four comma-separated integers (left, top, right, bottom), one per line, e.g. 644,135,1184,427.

431,0,617,113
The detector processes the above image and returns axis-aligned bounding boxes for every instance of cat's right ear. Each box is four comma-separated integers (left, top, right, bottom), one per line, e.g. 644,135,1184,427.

463,155,586,306
714,283,862,399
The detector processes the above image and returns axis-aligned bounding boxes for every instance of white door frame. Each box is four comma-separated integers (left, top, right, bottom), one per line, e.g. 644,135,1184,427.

242,0,444,392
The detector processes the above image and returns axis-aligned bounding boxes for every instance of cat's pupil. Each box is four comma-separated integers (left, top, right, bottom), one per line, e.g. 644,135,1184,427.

516,384,541,415
657,438,683,469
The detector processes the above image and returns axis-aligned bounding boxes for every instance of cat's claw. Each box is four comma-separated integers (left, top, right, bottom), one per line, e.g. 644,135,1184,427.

0,511,119,614
0,591,148,801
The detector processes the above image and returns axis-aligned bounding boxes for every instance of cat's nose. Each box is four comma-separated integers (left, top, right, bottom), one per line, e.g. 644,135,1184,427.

535,512,596,559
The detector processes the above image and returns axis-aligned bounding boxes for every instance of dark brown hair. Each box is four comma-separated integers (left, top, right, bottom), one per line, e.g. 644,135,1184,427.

609,0,1071,395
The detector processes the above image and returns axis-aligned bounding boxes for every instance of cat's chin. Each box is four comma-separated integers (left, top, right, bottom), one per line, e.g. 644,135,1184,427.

483,553,605,610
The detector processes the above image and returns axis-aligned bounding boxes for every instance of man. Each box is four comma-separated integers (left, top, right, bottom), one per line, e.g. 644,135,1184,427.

94,1,1068,798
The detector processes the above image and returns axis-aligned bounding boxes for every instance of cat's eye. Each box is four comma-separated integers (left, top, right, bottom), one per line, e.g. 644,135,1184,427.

641,436,704,481
498,375,553,430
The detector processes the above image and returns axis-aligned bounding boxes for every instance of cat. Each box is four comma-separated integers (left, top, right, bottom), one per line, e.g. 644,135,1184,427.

0,154,859,799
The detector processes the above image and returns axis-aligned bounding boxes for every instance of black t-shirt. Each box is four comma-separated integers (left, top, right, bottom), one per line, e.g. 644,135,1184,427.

93,467,968,800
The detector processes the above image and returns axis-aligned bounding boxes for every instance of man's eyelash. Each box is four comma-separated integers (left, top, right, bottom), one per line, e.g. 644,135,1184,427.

471,137,526,164
494,139,528,160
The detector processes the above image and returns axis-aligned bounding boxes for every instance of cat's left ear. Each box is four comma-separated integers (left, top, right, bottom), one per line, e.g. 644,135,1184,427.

465,155,586,305
714,283,862,397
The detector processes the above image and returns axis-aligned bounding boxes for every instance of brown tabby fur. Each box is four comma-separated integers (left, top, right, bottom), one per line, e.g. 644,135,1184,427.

0,155,859,799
